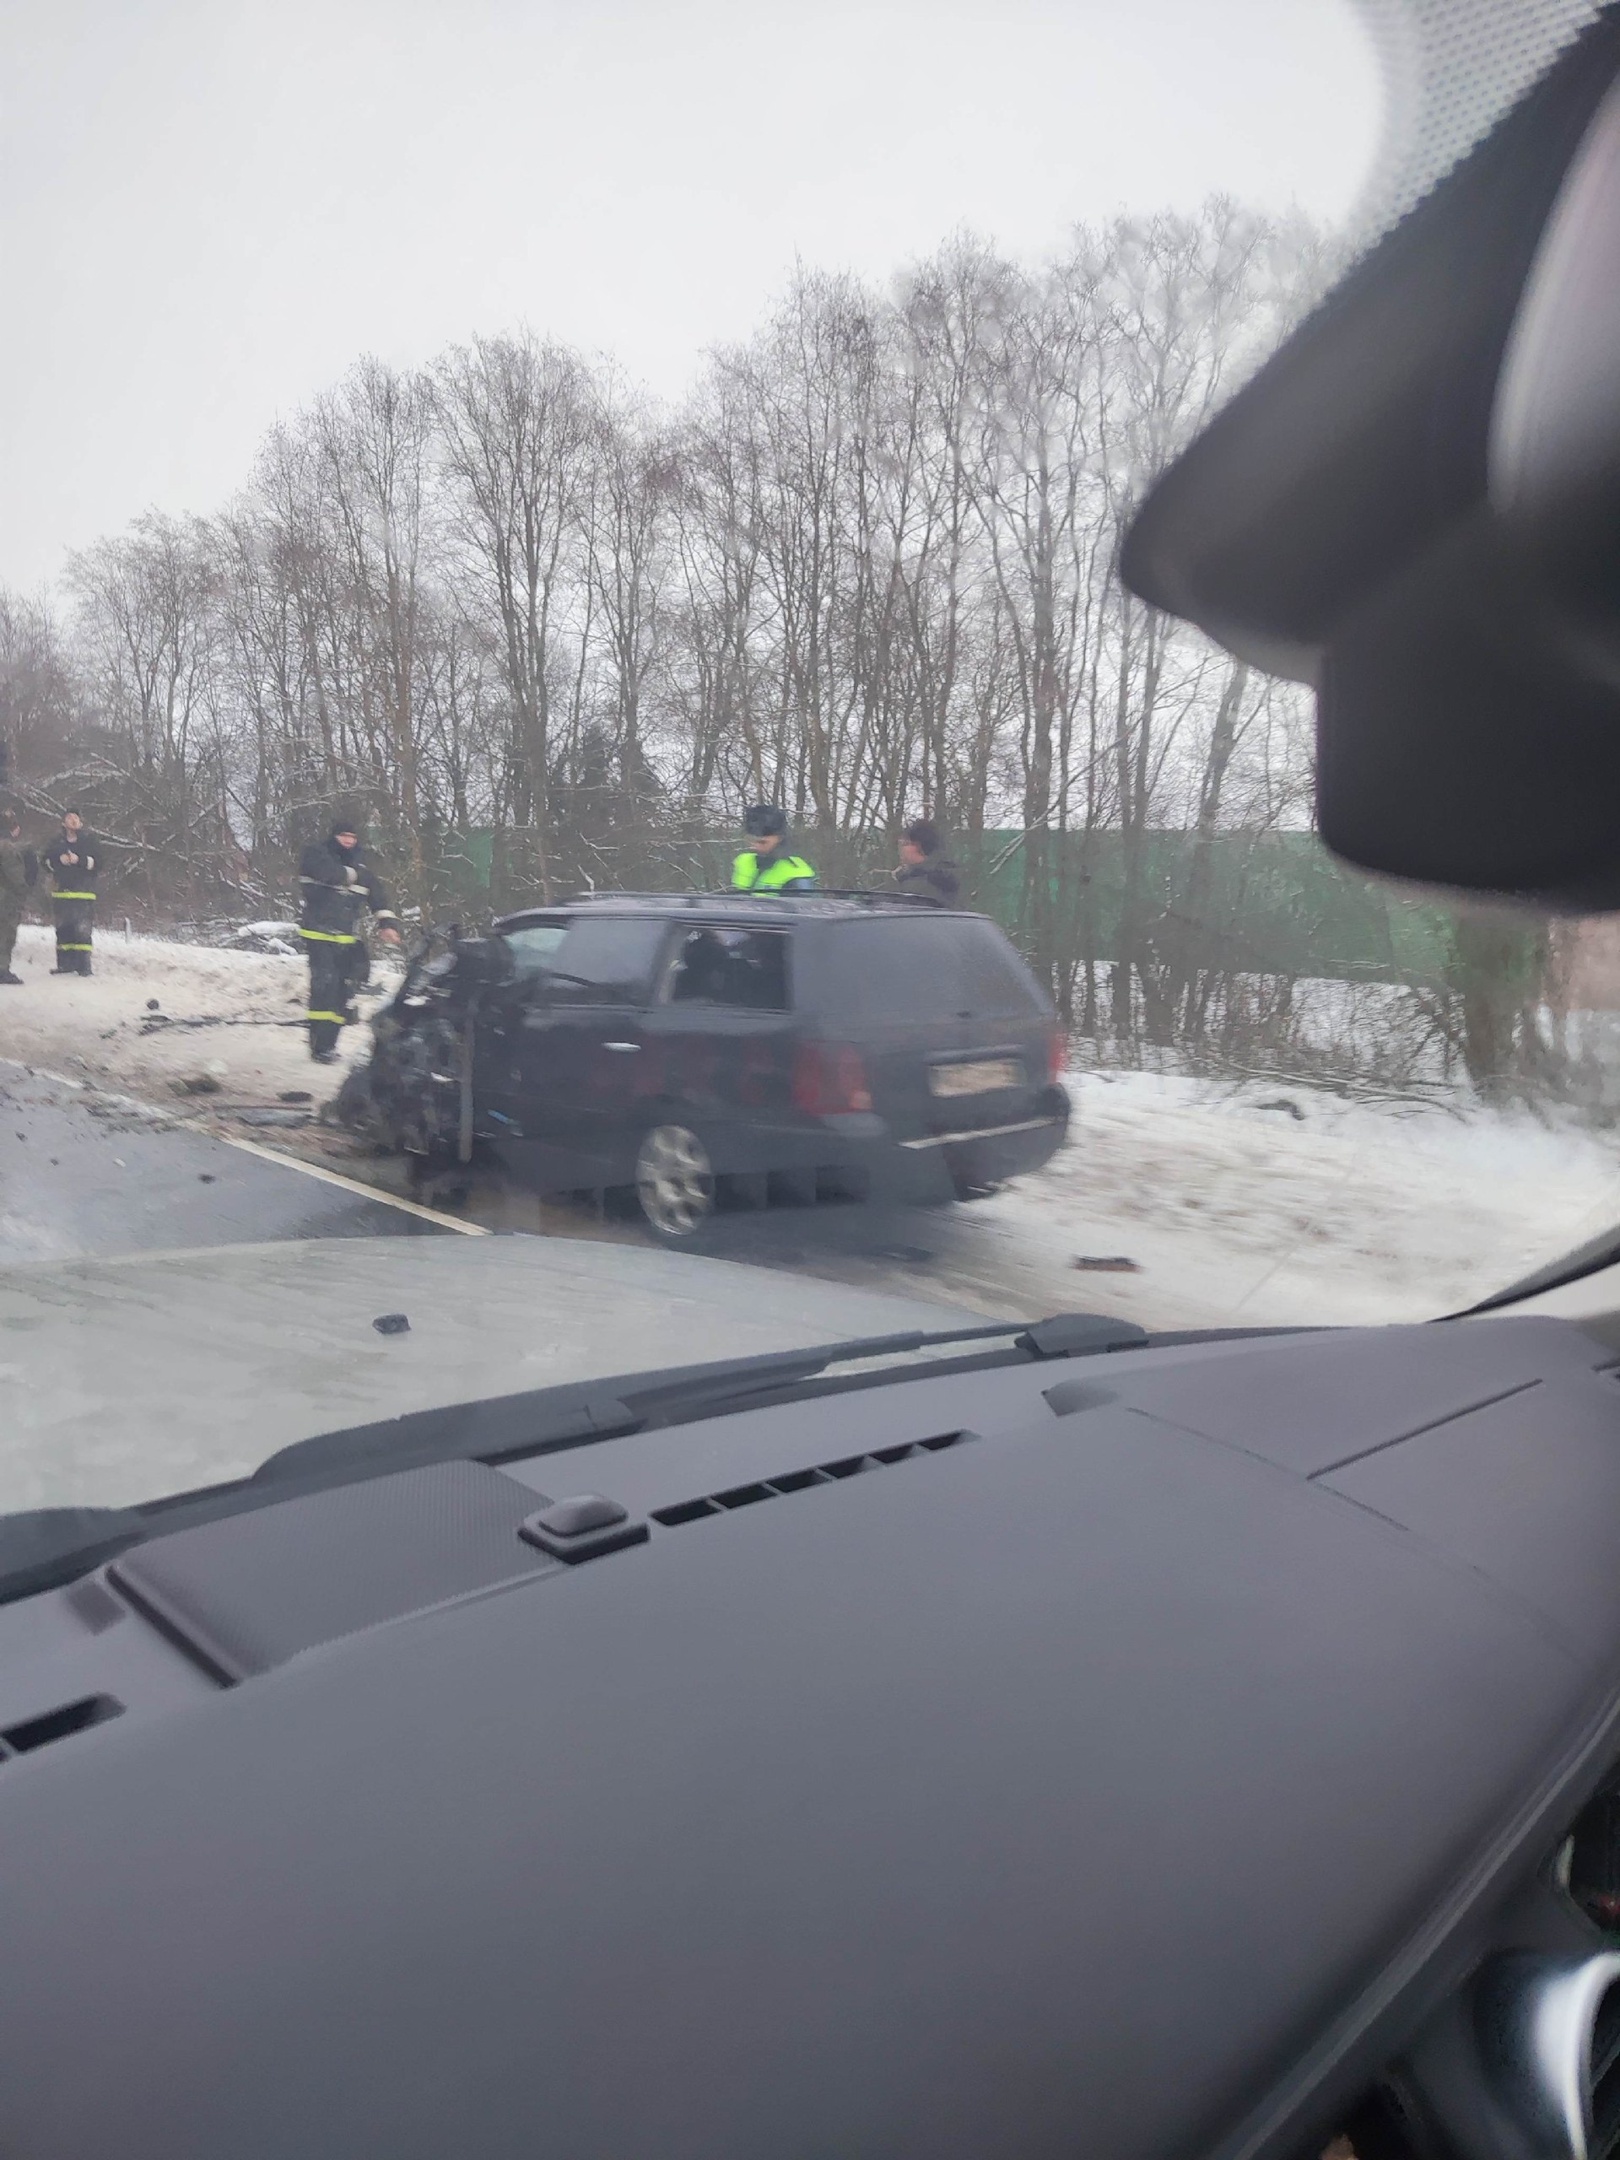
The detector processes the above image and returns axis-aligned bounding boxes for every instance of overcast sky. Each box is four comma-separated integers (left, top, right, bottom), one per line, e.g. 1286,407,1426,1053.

0,0,1381,592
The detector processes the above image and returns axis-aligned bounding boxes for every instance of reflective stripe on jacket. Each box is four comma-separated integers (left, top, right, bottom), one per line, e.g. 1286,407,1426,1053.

731,849,817,892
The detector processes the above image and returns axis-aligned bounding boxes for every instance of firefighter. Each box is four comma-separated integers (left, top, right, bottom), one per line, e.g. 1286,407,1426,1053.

298,818,400,1063
42,808,98,976
0,804,37,985
730,805,817,892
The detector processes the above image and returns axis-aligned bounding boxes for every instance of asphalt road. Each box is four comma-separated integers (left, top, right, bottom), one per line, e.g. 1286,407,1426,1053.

0,1064,455,1265
1,1055,1094,1324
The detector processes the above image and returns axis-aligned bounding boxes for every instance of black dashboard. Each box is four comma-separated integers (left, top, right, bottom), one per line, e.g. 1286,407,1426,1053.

1,1315,1619,2155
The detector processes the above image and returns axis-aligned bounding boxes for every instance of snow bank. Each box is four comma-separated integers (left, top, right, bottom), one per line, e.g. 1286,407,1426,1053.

981,1065,1620,1329
0,924,394,1112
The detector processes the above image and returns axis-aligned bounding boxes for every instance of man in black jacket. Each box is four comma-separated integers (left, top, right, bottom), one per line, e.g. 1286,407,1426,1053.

895,819,961,906
298,819,400,1062
0,804,37,984
43,808,99,975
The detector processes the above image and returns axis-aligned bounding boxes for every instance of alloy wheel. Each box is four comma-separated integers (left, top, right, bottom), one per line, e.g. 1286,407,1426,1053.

636,1124,716,1239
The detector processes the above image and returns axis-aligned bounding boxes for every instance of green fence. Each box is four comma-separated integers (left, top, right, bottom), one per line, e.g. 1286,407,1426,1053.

425,825,1521,994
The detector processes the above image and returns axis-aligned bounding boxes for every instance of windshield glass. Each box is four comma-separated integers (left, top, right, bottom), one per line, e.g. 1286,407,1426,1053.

9,0,1617,1520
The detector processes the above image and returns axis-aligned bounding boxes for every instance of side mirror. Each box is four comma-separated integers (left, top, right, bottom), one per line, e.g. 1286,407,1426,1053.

449,937,508,987
1121,11,1620,905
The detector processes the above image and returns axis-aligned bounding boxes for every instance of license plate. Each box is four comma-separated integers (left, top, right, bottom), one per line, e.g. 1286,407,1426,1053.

929,1058,1022,1098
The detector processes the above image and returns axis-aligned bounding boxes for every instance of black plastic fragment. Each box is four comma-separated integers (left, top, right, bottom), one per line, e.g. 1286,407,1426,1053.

372,1313,411,1336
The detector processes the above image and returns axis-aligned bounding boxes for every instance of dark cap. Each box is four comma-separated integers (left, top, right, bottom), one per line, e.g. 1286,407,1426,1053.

744,803,788,838
903,818,942,855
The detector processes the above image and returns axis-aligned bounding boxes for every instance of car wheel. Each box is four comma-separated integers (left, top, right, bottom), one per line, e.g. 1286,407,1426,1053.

635,1123,718,1245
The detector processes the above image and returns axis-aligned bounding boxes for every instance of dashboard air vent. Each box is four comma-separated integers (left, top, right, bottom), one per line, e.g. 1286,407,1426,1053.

0,1694,123,1762
650,1432,974,1530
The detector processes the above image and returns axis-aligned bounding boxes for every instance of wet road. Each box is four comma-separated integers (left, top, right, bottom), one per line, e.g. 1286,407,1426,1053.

0,1064,459,1264
1,1058,1104,1325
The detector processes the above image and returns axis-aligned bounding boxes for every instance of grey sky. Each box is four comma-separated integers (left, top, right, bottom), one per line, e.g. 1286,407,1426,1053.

0,0,1380,592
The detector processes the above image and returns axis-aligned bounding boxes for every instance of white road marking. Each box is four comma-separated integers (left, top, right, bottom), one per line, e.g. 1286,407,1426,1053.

4,1056,486,1238
214,1134,490,1235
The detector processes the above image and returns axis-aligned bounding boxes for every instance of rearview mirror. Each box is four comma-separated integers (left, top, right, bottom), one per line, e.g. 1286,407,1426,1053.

1121,10,1620,906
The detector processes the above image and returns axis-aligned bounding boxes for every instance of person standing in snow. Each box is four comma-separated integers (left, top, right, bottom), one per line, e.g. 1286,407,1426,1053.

0,804,38,985
895,818,961,906
298,817,400,1063
42,808,99,975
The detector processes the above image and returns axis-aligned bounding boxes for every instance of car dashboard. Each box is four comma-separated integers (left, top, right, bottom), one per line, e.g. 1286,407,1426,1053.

1,1316,1620,2157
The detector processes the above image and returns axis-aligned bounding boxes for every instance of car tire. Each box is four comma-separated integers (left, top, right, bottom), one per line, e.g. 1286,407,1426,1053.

635,1123,718,1246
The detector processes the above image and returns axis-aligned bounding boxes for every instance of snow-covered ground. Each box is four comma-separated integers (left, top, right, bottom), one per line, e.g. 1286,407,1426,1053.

977,1069,1620,1329
0,924,390,1111
3,923,1617,1331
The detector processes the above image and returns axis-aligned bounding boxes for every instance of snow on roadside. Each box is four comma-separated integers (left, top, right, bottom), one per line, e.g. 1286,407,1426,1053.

0,924,392,1112
983,1065,1620,1329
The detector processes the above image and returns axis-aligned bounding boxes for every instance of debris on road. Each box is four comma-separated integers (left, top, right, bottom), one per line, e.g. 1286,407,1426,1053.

372,1312,411,1335
1073,1255,1143,1273
235,1107,312,1130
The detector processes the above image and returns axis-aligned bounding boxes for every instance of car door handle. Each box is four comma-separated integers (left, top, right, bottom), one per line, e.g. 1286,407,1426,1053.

603,1041,641,1053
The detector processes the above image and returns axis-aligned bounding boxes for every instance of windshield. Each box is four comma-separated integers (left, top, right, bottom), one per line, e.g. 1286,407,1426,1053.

6,0,1617,1519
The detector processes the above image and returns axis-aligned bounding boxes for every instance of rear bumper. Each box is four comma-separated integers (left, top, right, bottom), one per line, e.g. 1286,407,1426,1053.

803,1085,1071,1197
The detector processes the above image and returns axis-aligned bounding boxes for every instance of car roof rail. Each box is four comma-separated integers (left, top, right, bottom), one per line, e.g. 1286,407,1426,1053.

553,890,711,906
808,888,945,907
534,887,954,912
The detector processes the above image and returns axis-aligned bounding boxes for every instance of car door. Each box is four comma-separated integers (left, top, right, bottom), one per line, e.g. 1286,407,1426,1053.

471,920,569,1148
508,915,671,1184
639,924,796,1172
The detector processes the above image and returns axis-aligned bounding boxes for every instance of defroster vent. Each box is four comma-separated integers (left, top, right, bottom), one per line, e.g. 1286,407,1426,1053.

651,1431,975,1530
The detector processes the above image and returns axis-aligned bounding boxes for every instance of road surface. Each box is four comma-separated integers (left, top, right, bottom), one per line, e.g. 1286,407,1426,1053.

0,1063,463,1265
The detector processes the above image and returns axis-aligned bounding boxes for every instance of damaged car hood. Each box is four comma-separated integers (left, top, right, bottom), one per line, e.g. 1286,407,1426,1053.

0,1236,973,1513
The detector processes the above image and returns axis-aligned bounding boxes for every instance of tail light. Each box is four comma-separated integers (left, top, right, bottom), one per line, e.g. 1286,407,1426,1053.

1047,1029,1067,1083
792,1041,873,1117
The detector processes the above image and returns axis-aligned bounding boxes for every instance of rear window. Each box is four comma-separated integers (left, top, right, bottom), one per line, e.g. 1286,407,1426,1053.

827,918,1048,1022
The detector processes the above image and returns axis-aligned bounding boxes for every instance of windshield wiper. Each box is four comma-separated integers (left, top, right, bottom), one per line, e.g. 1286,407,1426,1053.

1457,1221,1620,1315
0,1313,1154,1608
247,1309,1149,1487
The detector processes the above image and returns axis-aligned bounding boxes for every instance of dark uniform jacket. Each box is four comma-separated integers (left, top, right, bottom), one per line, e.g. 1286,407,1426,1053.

0,837,35,911
43,832,99,898
897,852,961,905
298,838,397,942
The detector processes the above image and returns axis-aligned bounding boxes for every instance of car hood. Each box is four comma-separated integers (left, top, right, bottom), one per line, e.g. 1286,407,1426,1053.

0,1236,975,1513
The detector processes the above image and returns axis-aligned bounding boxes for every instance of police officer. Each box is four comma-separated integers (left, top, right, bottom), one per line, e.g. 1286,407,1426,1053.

0,804,37,985
731,805,817,892
298,817,401,1063
43,808,98,976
